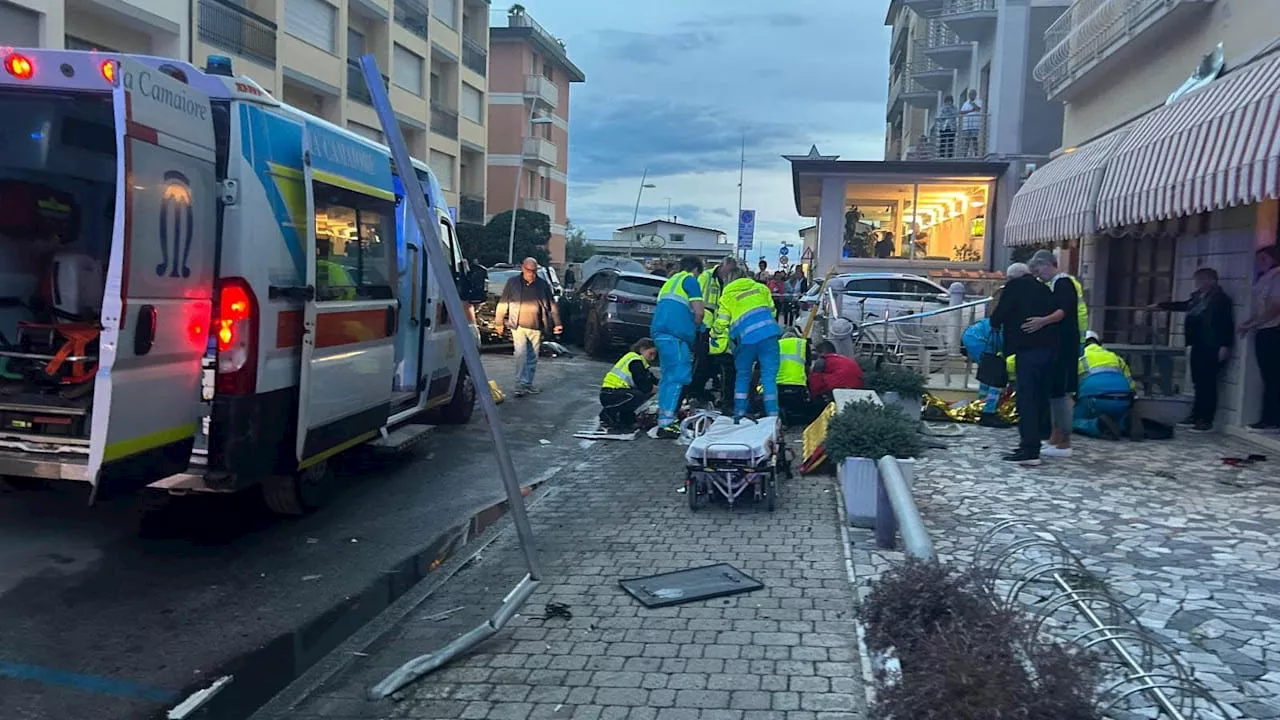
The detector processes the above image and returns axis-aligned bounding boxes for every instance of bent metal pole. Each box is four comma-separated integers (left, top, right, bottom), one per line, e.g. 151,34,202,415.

358,55,543,700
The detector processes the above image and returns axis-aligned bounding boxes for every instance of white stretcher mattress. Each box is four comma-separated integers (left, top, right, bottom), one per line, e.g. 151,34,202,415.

684,416,779,465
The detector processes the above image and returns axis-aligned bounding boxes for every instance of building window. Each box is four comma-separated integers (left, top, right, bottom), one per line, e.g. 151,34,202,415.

347,121,383,143
433,0,457,28
429,71,442,102
285,0,337,53
65,35,119,53
461,83,483,124
430,149,455,190
540,176,550,200
543,64,553,81
393,44,424,96
670,233,685,243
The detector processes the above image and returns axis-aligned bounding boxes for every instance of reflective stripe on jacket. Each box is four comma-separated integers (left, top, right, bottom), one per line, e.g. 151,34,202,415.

602,351,649,389
1077,344,1134,389
717,278,779,345
777,337,807,386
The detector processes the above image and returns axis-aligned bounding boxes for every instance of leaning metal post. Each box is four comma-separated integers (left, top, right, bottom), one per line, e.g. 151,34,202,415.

358,55,542,700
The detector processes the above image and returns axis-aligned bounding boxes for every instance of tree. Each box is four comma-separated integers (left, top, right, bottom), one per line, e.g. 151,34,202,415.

456,209,551,267
564,219,596,263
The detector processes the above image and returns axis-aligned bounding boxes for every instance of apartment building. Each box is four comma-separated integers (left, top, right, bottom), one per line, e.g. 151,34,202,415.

2,0,187,58
485,5,585,265
1004,0,1280,447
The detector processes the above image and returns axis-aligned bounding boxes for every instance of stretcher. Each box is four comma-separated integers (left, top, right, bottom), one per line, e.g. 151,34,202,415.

683,416,791,512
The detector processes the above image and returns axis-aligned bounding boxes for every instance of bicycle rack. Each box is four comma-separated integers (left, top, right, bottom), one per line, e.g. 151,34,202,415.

975,520,1234,719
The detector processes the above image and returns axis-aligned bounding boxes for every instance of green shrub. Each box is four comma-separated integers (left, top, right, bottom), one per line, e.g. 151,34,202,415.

863,363,927,398
824,400,922,460
860,558,1103,720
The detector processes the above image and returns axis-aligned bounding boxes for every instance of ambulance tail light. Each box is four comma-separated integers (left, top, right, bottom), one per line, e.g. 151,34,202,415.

4,53,35,80
214,278,259,395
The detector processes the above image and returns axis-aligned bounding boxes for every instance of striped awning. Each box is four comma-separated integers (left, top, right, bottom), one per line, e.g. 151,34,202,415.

1097,52,1280,228
1003,127,1133,247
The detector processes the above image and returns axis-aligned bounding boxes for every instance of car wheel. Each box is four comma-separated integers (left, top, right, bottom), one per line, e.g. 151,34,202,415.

584,313,607,357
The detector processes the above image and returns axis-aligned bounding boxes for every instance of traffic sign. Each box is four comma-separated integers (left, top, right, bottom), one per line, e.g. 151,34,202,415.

737,210,756,250
779,255,790,266
778,245,790,256
800,246,814,262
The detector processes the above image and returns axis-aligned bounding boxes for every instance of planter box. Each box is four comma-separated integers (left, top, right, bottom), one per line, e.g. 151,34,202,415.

839,456,915,529
880,391,922,422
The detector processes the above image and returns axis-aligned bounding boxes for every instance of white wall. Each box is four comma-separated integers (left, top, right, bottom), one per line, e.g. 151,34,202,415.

611,221,729,253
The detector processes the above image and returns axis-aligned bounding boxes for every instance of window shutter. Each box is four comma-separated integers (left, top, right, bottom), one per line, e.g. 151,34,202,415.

461,84,483,123
285,0,337,53
430,150,455,190
393,44,423,95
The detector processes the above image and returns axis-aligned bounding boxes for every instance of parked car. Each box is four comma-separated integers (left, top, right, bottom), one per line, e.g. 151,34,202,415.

801,272,952,349
561,269,666,357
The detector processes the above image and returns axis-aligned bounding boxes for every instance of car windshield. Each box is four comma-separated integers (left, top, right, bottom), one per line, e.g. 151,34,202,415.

615,277,664,297
489,270,519,285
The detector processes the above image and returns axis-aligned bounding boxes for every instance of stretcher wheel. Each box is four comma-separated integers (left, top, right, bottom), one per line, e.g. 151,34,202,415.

686,474,701,512
762,471,776,512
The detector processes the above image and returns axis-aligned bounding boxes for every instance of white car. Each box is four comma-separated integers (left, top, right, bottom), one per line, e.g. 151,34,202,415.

802,273,952,350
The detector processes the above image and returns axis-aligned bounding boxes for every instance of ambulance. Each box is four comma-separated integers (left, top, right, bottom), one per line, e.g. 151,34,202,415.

0,50,477,514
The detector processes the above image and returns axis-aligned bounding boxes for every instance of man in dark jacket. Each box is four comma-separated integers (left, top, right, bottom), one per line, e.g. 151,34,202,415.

1150,267,1234,431
988,262,1059,466
495,257,562,396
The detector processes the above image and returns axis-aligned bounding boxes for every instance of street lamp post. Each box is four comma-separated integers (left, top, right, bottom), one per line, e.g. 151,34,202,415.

507,103,554,264
627,167,656,258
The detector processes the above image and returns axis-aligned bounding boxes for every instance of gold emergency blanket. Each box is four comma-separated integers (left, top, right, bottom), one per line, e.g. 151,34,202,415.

923,391,1019,424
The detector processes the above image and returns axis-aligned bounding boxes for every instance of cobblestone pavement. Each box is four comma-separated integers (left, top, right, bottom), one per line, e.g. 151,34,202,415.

290,421,866,719
849,425,1280,719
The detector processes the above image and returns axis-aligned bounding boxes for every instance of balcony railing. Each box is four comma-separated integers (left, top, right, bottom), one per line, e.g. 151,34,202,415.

508,9,566,52
941,0,997,14
522,136,557,166
346,60,389,105
926,17,964,48
198,0,277,68
906,112,989,160
394,0,430,41
520,196,555,218
524,74,558,108
1034,0,1215,95
430,101,459,138
462,36,487,75
459,194,485,224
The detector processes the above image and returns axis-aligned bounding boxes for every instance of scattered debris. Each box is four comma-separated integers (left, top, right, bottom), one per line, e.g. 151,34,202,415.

167,675,233,719
539,439,551,445
305,538,319,544
301,574,322,581
423,606,466,622
542,602,573,621
620,563,764,608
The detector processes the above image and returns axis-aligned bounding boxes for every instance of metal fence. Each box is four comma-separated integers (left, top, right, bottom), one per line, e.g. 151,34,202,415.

430,102,458,139
907,112,989,160
462,36,487,75
197,0,277,68
459,194,484,225
394,0,430,41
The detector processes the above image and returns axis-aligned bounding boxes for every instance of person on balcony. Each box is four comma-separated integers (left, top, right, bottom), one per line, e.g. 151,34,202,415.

960,89,985,158
1072,331,1136,440
935,95,958,158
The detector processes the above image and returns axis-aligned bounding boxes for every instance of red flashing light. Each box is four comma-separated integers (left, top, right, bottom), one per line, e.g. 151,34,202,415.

4,53,34,80
215,283,252,352
214,279,259,395
101,60,115,84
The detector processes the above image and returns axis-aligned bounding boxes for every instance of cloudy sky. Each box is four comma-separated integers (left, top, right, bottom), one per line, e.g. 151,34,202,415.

493,1,890,267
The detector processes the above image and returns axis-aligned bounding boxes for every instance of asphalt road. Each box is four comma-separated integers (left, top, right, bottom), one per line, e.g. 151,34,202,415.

0,351,608,720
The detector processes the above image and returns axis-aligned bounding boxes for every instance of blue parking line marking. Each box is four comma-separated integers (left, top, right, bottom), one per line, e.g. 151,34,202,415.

0,660,178,704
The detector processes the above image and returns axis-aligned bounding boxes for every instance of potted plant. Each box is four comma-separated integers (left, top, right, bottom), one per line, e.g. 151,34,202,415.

826,401,922,528
864,364,927,422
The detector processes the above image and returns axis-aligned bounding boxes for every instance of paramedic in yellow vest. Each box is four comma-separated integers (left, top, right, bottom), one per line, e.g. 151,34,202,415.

1022,249,1086,458
650,256,705,438
689,256,737,406
599,338,658,432
1072,331,1135,440
716,266,782,421
775,330,814,426
316,236,356,301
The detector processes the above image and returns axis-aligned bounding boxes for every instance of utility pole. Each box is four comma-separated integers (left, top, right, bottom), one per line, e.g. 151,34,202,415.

736,132,745,262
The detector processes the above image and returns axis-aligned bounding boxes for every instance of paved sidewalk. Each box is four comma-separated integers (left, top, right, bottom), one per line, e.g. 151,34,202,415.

291,434,866,719
849,425,1280,719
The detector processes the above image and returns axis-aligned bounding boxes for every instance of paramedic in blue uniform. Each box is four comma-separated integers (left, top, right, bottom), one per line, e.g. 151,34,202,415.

1073,331,1137,439
651,256,705,438
717,266,782,421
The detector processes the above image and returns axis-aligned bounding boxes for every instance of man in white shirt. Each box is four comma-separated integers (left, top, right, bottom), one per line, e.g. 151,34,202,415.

960,89,984,157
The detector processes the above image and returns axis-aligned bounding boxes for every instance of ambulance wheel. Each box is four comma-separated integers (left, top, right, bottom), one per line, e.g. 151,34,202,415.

437,365,476,424
584,314,607,358
263,462,334,516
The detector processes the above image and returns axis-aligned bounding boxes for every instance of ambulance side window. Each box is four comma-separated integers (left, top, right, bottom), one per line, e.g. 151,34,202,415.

313,185,396,302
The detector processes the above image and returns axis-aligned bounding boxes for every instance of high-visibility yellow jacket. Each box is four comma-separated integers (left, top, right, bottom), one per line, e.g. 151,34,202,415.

715,277,778,345
602,351,650,389
1050,272,1088,341
777,337,807,386
698,269,722,329
1077,343,1135,390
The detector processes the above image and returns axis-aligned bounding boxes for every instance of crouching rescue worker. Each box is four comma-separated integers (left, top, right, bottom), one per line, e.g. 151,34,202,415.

808,340,864,410
717,266,781,421
1073,331,1136,439
600,338,658,432
776,330,813,426
962,316,1011,428
651,256,705,438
